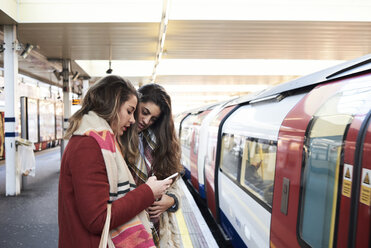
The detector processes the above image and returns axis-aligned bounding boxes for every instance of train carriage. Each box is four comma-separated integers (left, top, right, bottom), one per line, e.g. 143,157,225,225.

179,104,217,190
178,54,371,248
219,92,306,247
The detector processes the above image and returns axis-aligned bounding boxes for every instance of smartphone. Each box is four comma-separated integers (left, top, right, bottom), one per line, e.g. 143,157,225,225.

164,172,179,181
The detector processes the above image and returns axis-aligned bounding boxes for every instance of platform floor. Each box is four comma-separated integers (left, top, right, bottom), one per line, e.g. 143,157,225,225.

0,147,218,248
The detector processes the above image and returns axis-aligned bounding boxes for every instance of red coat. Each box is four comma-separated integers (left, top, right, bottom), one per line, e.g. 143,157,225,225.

58,135,154,247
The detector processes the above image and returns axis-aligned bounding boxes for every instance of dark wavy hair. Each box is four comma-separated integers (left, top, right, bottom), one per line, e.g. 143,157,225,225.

138,83,183,179
64,75,139,164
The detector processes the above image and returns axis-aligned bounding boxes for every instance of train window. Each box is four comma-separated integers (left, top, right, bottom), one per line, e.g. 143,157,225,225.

55,102,63,140
39,100,55,141
299,114,352,247
0,112,4,159
240,138,276,207
193,129,199,155
220,133,243,181
180,127,191,149
27,98,39,143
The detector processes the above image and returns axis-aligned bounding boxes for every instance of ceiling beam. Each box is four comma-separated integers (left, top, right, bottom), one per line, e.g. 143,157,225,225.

151,0,170,83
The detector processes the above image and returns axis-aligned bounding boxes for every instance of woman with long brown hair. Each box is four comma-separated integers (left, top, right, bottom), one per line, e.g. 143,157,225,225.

127,83,183,247
58,75,172,248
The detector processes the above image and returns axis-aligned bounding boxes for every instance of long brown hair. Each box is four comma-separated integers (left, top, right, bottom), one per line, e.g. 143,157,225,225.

138,84,183,179
64,75,139,164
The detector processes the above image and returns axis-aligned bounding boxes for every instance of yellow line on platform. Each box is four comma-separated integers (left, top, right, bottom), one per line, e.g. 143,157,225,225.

175,209,194,248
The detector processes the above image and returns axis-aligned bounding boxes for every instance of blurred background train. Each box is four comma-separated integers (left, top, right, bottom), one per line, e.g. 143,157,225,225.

175,54,371,248
0,73,79,160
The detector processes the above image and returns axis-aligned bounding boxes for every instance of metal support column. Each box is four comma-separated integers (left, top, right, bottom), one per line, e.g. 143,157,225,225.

60,60,71,157
4,25,20,196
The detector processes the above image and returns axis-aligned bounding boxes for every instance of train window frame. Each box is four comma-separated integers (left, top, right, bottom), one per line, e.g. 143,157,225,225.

219,133,277,212
220,133,241,181
297,114,352,248
240,137,277,208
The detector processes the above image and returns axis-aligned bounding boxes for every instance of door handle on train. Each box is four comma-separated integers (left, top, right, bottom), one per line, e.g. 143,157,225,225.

281,177,290,215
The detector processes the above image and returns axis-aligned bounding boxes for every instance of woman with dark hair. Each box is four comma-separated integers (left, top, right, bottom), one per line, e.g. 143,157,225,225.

58,75,172,248
127,83,183,247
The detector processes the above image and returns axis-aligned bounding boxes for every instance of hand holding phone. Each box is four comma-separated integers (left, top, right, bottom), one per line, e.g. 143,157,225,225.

164,172,179,181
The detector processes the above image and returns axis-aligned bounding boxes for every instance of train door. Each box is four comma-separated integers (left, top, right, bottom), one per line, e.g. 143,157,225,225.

353,115,371,247
336,111,371,248
297,108,353,248
205,105,236,219
180,115,194,179
198,104,226,199
190,110,212,192
298,83,371,248
174,112,189,138
190,127,200,191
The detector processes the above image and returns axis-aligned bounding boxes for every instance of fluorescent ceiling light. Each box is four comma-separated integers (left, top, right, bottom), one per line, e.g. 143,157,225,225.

156,59,345,76
75,60,154,77
170,0,371,21
18,0,163,23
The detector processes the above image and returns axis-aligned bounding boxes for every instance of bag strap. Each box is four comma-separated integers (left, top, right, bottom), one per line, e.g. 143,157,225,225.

99,203,115,248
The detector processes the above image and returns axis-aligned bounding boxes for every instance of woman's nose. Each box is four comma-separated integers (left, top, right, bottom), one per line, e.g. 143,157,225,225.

143,116,151,125
130,115,136,124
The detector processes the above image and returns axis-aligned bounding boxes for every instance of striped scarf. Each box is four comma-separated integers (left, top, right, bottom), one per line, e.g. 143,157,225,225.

74,111,155,248
129,130,156,185
128,129,161,246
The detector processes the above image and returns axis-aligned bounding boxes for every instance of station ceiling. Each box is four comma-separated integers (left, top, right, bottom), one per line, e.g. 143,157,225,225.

1,0,371,113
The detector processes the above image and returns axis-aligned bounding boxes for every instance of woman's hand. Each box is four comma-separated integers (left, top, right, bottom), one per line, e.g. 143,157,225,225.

146,176,172,200
147,194,175,218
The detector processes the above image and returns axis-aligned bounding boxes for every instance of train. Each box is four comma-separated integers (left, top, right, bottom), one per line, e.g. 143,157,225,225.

0,74,66,159
175,54,371,248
